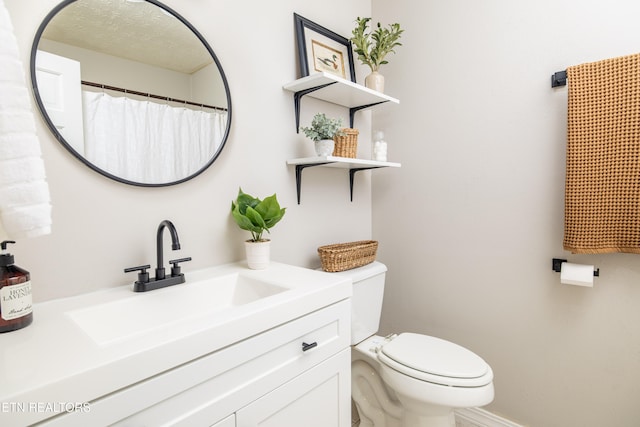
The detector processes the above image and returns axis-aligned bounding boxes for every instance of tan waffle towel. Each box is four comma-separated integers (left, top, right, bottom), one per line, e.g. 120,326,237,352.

563,53,640,254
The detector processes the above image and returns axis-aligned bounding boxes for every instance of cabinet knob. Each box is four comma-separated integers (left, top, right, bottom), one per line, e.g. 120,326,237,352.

302,342,317,352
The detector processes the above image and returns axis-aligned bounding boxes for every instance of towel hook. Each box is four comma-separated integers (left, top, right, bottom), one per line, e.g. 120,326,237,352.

551,70,567,88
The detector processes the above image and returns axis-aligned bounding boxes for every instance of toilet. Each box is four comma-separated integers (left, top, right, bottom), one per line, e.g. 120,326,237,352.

335,261,494,427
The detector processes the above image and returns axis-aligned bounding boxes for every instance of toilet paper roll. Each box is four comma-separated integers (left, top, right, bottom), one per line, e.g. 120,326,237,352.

560,262,594,287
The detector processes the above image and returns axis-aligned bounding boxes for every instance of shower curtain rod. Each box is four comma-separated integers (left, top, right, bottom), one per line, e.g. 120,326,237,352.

81,80,227,111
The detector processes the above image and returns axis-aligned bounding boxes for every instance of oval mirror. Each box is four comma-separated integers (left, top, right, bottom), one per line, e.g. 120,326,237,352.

30,0,232,186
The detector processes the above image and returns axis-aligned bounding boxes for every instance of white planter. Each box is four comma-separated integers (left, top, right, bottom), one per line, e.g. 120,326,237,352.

365,71,385,93
245,240,271,270
314,139,335,156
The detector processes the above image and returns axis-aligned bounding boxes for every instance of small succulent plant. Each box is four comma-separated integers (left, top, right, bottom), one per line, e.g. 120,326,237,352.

300,113,345,142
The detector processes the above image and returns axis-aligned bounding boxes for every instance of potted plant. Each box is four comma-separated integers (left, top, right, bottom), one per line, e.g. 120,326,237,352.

231,188,286,269
350,17,403,92
300,113,345,156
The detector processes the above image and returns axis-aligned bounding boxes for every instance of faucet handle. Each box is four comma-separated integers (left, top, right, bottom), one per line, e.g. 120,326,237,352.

124,264,151,284
169,257,192,277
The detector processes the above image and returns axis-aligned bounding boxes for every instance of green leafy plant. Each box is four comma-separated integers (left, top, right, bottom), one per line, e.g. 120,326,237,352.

350,17,403,72
231,188,286,242
300,113,345,142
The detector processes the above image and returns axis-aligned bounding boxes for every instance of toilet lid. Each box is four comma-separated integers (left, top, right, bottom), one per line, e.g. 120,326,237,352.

378,333,492,387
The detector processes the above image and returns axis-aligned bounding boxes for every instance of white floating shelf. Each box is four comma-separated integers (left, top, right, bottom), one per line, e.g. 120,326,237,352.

287,156,401,204
283,72,399,108
287,156,401,169
283,72,400,131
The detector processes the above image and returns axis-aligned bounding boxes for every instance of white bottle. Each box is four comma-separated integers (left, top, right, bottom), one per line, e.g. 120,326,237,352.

372,130,388,162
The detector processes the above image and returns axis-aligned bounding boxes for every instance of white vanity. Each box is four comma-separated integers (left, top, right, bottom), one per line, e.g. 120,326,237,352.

0,262,352,427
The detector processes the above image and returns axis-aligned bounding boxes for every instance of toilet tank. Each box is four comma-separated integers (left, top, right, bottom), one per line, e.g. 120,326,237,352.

330,261,387,345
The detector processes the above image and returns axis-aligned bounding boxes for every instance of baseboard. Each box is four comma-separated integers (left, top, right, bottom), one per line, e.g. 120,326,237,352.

455,408,524,427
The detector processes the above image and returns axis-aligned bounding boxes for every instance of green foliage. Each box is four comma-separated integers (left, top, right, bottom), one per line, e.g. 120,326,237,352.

300,113,345,142
231,188,286,242
351,17,403,72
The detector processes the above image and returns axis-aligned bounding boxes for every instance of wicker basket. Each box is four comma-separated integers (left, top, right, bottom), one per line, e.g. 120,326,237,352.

332,128,359,158
317,240,378,272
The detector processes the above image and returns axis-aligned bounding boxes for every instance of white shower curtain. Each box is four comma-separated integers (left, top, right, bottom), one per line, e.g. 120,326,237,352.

82,91,227,183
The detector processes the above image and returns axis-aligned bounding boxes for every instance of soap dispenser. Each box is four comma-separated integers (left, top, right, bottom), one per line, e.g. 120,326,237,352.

0,241,33,333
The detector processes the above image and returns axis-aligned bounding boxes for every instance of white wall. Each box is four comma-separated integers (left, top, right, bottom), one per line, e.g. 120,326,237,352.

6,0,372,302
371,0,640,426
192,62,227,107
40,38,227,107
39,39,194,102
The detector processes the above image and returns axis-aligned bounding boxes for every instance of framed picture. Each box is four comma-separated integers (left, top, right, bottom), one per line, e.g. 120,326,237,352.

294,13,356,82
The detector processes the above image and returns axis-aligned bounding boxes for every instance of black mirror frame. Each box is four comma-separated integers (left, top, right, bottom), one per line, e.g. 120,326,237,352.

29,0,232,187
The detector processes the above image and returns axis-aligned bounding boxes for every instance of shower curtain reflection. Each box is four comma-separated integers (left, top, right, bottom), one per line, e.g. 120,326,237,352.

82,91,227,184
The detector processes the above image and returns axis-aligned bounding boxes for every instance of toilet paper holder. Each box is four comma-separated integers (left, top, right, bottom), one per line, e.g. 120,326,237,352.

552,258,599,276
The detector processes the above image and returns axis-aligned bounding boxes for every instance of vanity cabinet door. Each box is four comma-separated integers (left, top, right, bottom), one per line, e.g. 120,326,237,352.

236,348,350,427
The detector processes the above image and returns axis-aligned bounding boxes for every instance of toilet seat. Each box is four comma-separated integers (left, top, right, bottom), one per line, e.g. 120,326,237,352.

377,333,493,387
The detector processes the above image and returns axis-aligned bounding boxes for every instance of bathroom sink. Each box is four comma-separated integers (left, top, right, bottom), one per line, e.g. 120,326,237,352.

67,273,287,345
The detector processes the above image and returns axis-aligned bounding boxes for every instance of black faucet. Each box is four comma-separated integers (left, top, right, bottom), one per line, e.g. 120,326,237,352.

124,220,192,292
156,220,180,280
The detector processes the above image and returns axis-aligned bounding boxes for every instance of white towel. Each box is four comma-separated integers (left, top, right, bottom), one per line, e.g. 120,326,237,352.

0,0,52,239
0,181,51,207
1,204,52,239
0,60,24,84
0,111,38,133
0,133,42,159
0,157,47,184
0,85,33,109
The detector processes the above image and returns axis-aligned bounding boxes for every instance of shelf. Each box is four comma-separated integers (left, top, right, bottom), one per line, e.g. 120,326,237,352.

283,73,400,108
286,156,401,204
283,72,400,132
287,156,401,169
283,74,401,204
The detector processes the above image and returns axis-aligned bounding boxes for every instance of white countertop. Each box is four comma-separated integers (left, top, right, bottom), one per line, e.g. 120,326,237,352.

0,262,351,426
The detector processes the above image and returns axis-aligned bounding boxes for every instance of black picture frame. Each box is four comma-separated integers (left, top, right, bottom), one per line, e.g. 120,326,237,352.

294,13,356,83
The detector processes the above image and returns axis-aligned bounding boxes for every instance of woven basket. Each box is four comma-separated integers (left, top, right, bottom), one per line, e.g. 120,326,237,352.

332,128,359,158
317,240,378,272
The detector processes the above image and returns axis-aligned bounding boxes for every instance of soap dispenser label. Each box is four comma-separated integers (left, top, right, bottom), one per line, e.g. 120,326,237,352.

1,281,32,320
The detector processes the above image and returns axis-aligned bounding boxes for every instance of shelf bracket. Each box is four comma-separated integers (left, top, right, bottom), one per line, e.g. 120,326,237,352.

349,167,385,201
349,101,389,128
293,82,338,132
294,162,334,204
